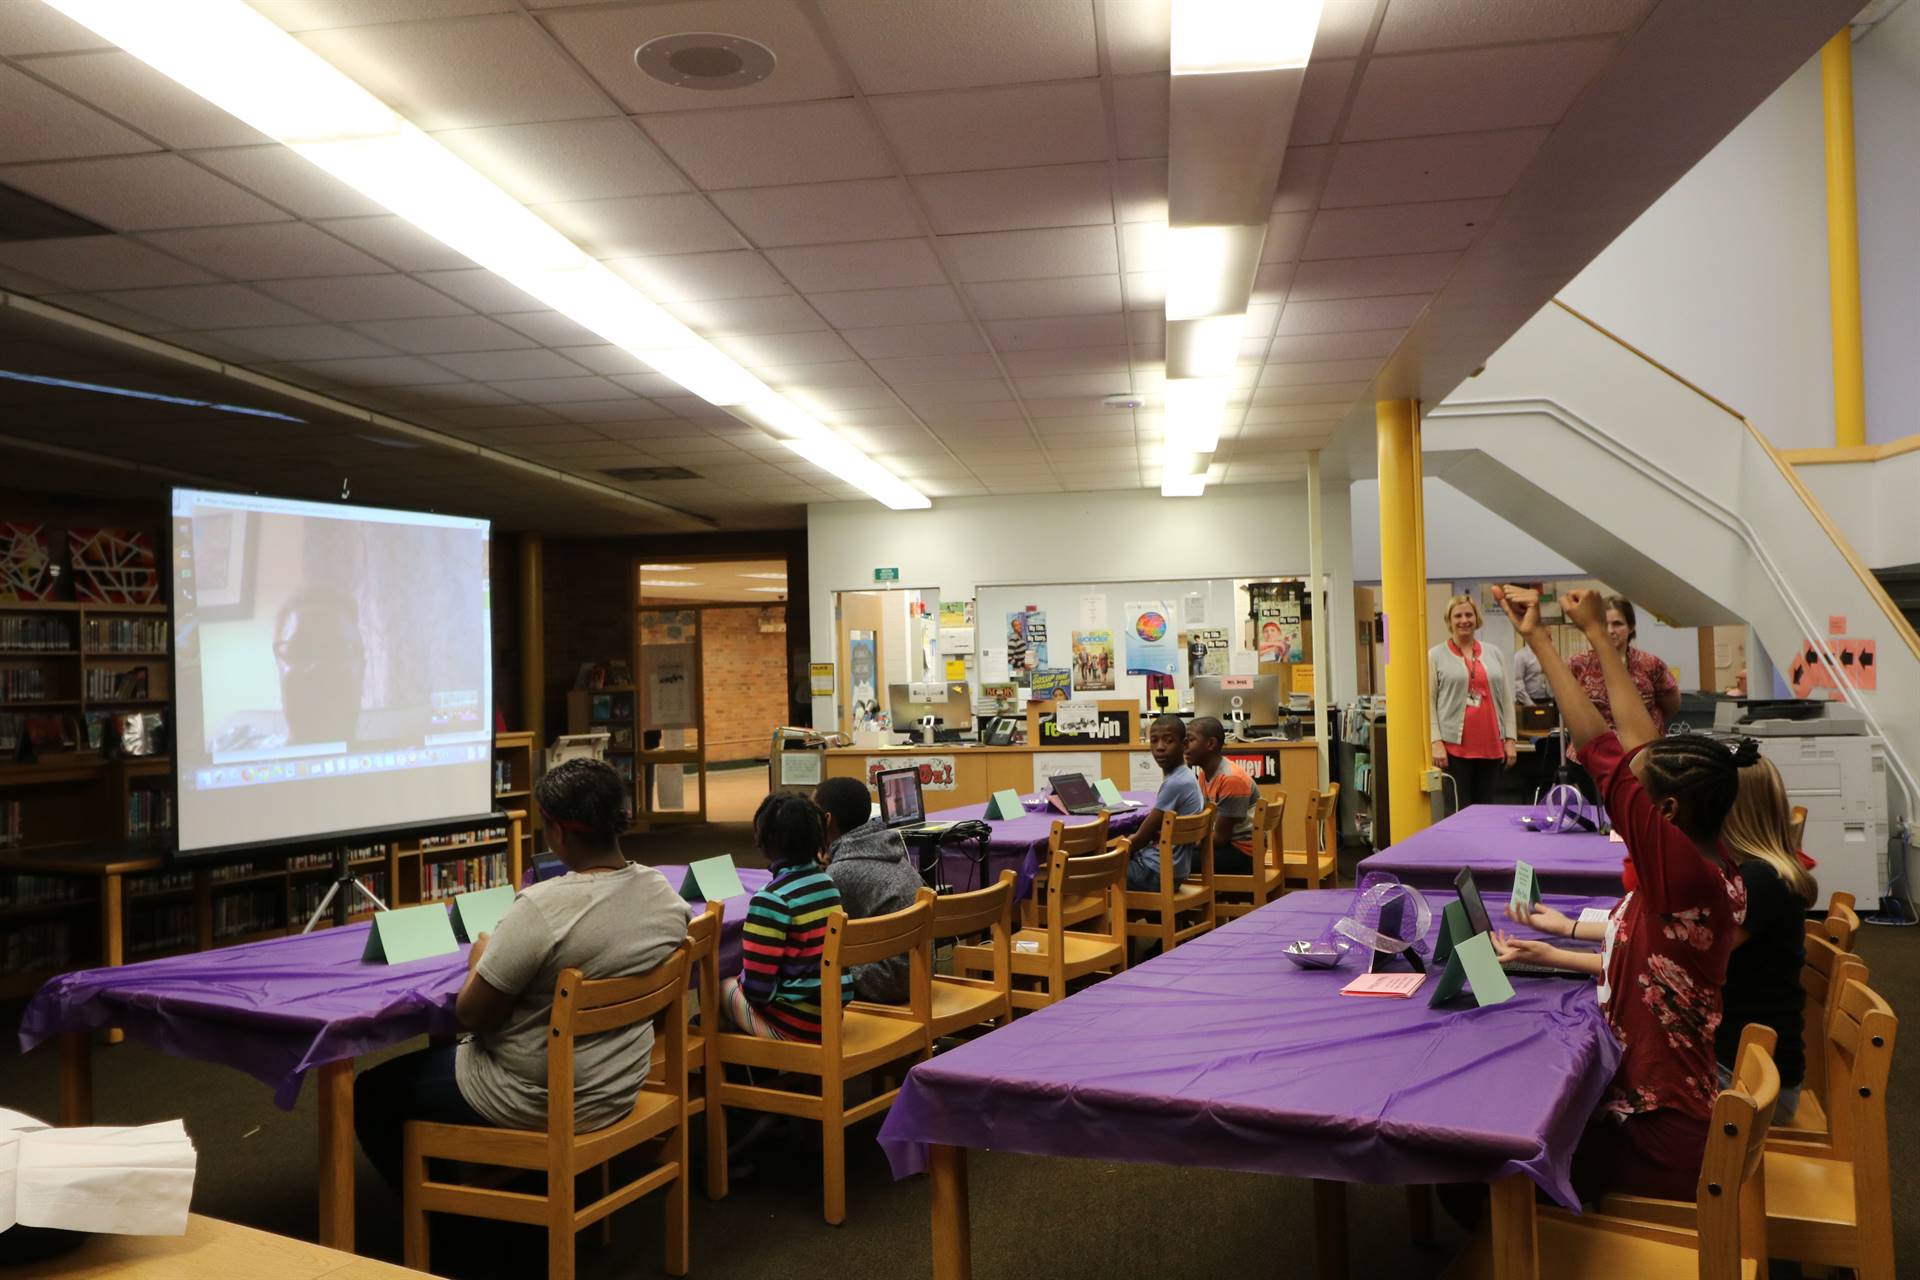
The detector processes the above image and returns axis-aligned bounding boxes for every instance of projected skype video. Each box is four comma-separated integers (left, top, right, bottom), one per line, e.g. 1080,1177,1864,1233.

170,488,493,857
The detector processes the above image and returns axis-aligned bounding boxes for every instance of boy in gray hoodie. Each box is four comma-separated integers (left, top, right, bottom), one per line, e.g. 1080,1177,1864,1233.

814,775,924,1003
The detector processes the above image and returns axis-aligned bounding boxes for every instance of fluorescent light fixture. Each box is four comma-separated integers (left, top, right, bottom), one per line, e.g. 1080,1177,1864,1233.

1164,225,1266,320
42,0,927,512
1162,377,1231,454
1165,315,1247,380
639,564,691,571
640,580,704,588
745,586,788,594
737,572,788,580
1161,470,1209,497
781,435,931,511
0,368,304,422
1172,0,1324,75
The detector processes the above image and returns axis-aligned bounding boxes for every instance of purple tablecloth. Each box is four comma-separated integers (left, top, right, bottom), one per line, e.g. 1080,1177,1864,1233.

925,791,1155,898
17,864,767,1110
877,888,1623,1208
1356,804,1625,896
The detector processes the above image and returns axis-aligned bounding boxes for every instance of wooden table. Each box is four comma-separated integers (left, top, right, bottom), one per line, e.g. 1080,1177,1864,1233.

1,1213,424,1278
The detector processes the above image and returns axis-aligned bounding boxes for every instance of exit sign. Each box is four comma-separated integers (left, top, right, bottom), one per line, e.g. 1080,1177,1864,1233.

873,567,900,582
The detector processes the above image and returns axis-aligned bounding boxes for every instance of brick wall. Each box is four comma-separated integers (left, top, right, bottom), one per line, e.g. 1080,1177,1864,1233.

700,606,788,763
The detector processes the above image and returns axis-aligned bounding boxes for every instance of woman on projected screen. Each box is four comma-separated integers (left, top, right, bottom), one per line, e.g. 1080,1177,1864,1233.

273,586,366,745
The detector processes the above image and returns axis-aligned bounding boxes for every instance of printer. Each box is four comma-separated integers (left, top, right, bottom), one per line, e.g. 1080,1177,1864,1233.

1714,700,1891,908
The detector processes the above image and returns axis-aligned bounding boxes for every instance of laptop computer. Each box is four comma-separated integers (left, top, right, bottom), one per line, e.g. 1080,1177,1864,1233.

1453,866,1595,978
875,767,954,834
1046,772,1106,816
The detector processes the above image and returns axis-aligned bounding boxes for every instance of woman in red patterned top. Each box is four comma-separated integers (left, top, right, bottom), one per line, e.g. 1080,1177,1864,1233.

1490,586,1751,1202
1566,595,1681,734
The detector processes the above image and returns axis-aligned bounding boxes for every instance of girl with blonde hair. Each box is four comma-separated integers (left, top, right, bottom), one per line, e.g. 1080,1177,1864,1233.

1716,754,1817,1120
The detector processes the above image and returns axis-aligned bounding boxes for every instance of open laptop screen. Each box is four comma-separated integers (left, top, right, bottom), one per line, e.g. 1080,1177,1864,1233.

877,767,925,828
1453,866,1495,937
1049,772,1099,810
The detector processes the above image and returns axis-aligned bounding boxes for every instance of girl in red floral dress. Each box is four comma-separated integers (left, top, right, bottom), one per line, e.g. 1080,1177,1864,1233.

1490,587,1754,1201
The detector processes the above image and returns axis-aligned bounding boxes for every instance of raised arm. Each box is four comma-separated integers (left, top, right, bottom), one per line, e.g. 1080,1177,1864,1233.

1563,589,1658,751
1492,587,1608,750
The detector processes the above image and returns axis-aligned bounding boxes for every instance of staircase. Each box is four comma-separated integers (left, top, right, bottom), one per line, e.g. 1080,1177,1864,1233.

1876,565,1920,635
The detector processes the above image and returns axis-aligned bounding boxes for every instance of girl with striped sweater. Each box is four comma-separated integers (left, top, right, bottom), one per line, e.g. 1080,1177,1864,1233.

721,792,854,1041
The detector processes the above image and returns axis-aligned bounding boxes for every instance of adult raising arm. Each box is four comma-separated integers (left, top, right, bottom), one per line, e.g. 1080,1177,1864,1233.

1491,586,1608,752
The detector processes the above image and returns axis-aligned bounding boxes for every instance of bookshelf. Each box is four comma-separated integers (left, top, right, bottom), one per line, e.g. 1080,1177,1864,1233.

492,729,538,868
566,685,637,808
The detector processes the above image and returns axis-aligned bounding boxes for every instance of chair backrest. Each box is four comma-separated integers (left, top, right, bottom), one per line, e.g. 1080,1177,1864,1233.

1822,893,1862,951
1788,804,1808,849
1250,793,1286,868
547,947,691,1144
1312,785,1339,841
1157,805,1216,889
1822,977,1895,1169
1044,844,1126,948
927,871,1016,942
1049,814,1112,857
1801,933,1867,1104
1693,1036,1780,1280
820,896,935,1045
685,902,722,1058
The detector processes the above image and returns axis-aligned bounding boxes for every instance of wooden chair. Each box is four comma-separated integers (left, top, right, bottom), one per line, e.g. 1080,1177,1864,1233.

1214,794,1287,922
995,844,1128,1012
1123,806,1217,955
712,898,933,1225
1281,785,1340,890
647,902,726,1200
403,949,692,1280
921,872,1015,1042
1773,935,1868,1141
1787,804,1808,849
1762,978,1896,1280
1540,1035,1780,1280
1806,889,1860,952
1019,814,1111,929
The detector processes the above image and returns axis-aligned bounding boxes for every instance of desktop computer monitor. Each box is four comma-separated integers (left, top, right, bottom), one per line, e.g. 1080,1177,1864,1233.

1192,675,1282,732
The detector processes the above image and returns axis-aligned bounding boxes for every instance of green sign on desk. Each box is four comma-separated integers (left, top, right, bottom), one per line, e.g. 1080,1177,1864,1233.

680,855,747,904
362,903,460,965
451,885,516,942
873,567,900,582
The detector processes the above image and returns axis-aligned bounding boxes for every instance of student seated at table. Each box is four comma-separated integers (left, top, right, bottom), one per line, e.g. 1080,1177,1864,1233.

1184,715,1259,876
1714,753,1816,1122
720,792,854,1040
815,774,921,1004
1490,586,1750,1203
352,758,690,1187
1117,713,1206,890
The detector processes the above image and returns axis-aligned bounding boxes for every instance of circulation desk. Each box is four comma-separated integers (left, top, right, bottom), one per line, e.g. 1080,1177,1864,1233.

822,738,1318,854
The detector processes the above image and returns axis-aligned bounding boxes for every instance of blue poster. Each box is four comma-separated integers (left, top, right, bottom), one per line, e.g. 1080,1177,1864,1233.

1124,601,1177,677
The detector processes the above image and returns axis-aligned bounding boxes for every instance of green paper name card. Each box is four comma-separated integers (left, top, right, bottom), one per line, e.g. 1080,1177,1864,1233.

362,904,460,966
984,788,1024,820
1431,900,1471,969
679,855,746,904
1453,932,1516,1007
1510,860,1540,916
1094,778,1125,806
451,885,515,943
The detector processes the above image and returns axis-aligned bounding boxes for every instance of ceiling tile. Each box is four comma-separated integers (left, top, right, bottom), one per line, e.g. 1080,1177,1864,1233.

710,329,858,366
0,154,291,230
531,193,745,258
1289,59,1356,146
411,268,545,312
546,399,666,423
201,323,395,361
36,292,171,333
764,239,946,293
872,81,1108,174
755,361,885,390
297,13,615,129
1273,145,1332,213
1121,271,1161,311
0,236,213,291
1264,329,1404,362
807,285,966,328
1375,0,1650,52
913,163,1112,235
667,293,829,334
1259,357,1386,385
349,314,539,354
1346,40,1616,141
996,345,1131,376
1111,74,1169,160
309,215,474,270
431,348,590,380
1276,293,1429,335
1240,402,1351,424
188,145,386,219
0,3,113,54
485,375,633,403
1014,373,1139,400
840,320,986,359
1113,158,1166,223
1261,211,1313,264
866,353,1005,384
941,225,1118,283
137,223,392,280
1245,380,1371,405
1313,1,1382,57
93,282,316,328
374,381,517,408
251,0,516,30
1104,0,1169,75
543,1,850,111
555,344,652,375
897,380,1013,406
1304,199,1500,260
967,275,1123,320
263,354,454,386
820,0,1095,92
259,273,473,321
707,178,921,249
640,101,894,189
1251,262,1294,304
1321,128,1551,208
0,63,158,163
983,313,1127,350
492,310,601,346
26,50,271,149
1287,251,1459,301
432,117,690,204
917,401,1028,424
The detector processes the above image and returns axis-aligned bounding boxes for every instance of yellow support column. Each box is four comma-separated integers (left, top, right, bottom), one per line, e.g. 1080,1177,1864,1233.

1376,399,1432,843
1821,29,1866,448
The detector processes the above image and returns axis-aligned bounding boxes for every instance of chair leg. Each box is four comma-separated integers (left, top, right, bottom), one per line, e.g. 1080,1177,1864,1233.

599,1164,612,1246
822,1083,847,1226
548,1161,575,1280
703,1077,728,1201
666,1121,690,1276
401,1128,429,1274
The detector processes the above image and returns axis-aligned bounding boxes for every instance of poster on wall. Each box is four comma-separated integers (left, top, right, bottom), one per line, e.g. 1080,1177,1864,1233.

1078,593,1106,630
644,645,696,729
979,683,1017,713
809,662,835,698
1034,751,1102,793
0,524,56,602
1255,589,1302,664
1124,601,1177,676
1071,629,1115,691
1182,628,1228,678
1005,608,1047,686
1129,751,1163,792
864,755,957,791
848,630,881,729
939,600,975,628
68,528,159,604
1030,668,1071,702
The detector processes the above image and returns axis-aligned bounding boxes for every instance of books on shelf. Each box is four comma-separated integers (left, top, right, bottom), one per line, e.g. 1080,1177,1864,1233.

418,824,507,850
492,759,516,794
0,872,86,908
83,617,168,654
129,904,194,956
1,669,51,701
211,886,282,941
420,852,508,901
127,869,192,896
2,920,71,974
288,844,388,871
0,800,20,849
292,870,389,923
127,789,173,837
0,616,75,652
208,861,260,884
85,667,151,701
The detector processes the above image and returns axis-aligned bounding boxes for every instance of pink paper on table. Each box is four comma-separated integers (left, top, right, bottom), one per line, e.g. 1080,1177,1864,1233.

1607,829,1624,844
1340,972,1427,998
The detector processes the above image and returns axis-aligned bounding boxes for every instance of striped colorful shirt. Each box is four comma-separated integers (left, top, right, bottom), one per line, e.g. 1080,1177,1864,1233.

738,863,853,1041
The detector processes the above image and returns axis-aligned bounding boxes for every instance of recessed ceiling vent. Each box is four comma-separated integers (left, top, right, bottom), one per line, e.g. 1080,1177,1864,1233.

603,465,701,482
635,32,776,90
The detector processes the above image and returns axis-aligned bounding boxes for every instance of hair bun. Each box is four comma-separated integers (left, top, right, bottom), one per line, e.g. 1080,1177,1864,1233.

1730,737,1762,768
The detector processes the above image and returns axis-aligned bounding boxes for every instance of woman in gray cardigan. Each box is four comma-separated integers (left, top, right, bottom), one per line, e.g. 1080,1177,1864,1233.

1428,594,1518,810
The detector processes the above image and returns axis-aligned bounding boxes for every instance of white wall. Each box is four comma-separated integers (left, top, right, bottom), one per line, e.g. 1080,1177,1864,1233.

806,483,1357,726
1796,448,1920,569
1348,477,1584,583
1560,59,1837,449
1856,3,1920,444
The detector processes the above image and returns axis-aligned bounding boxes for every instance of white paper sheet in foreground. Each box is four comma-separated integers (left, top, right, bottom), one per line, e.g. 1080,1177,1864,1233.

2,1113,196,1237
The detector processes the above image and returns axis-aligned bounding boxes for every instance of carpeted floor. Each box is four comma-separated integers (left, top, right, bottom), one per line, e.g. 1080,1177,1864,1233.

2,833,1912,1278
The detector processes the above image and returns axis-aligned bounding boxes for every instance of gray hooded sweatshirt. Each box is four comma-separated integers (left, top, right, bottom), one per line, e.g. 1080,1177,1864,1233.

824,818,923,1003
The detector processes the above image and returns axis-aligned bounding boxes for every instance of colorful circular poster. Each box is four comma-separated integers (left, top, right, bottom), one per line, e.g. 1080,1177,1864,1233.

1134,610,1167,642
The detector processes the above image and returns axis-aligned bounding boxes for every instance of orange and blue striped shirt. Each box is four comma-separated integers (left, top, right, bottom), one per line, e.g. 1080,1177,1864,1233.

738,864,853,1041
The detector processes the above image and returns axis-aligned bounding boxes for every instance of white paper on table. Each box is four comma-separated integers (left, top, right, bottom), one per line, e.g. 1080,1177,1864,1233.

0,1108,40,1233
13,1119,197,1237
1577,907,1613,930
